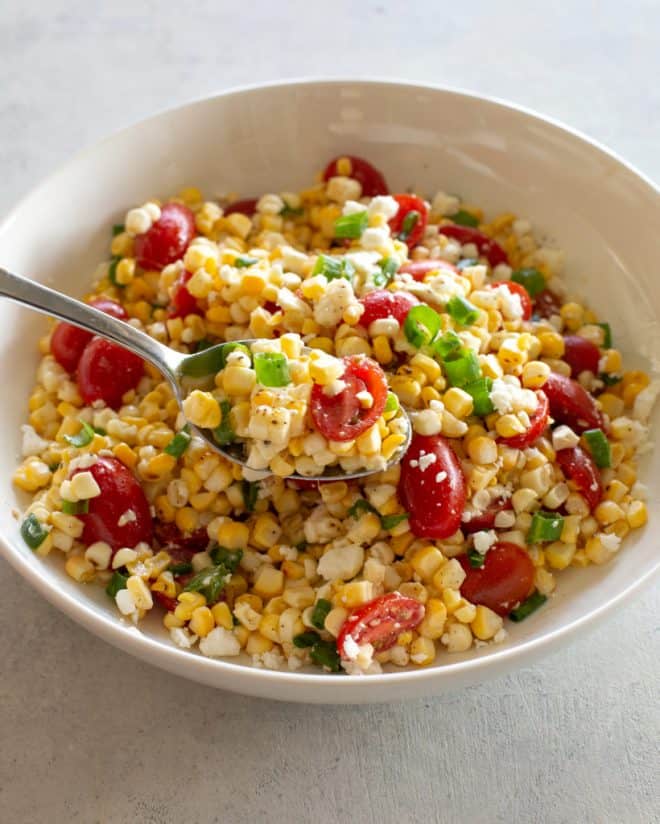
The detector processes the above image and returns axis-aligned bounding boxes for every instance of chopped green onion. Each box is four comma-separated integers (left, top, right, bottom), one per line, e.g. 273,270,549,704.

108,256,123,287
164,425,191,458
20,513,48,550
213,400,235,446
106,571,128,598
511,267,546,298
280,204,304,218
598,322,612,349
254,351,290,387
398,210,420,241
209,546,243,573
466,547,485,568
384,391,399,414
184,564,231,603
463,377,494,416
433,331,462,360
443,348,481,388
312,254,355,282
61,499,90,515
509,590,547,622
168,561,193,575
112,223,125,237
334,210,368,239
48,462,61,472
451,210,479,228
583,428,612,468
310,639,341,672
93,426,107,436
380,513,409,530
446,295,480,326
348,499,378,519
293,631,320,648
235,256,259,268
600,373,622,386
295,541,308,552
456,258,479,271
372,256,399,287
63,419,96,448
310,598,332,630
404,304,442,348
194,338,213,352
527,511,564,544
242,481,259,512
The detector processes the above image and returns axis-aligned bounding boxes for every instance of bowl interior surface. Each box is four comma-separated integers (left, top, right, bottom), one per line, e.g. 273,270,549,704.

1,80,658,703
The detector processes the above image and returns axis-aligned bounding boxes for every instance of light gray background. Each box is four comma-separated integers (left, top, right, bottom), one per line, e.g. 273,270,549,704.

1,3,658,823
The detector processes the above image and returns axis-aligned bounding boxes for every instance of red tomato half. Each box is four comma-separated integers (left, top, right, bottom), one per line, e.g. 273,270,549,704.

462,498,513,534
398,434,467,539
152,591,178,612
337,593,425,656
533,289,562,319
154,522,210,554
359,289,419,328
224,198,258,217
77,337,144,409
388,194,428,249
169,270,201,318
498,391,550,450
556,446,603,510
50,298,127,373
310,356,388,442
321,155,389,197
542,373,605,433
437,225,509,268
74,457,152,551
398,259,459,281
134,203,195,271
563,335,600,378
459,542,535,616
487,280,533,321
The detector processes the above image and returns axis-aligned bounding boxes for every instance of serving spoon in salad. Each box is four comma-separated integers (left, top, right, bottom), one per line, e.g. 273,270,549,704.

0,267,411,481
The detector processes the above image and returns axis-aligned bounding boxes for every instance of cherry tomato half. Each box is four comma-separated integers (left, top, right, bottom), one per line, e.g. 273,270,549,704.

563,335,600,378
487,280,533,321
77,337,144,409
462,497,513,535
50,298,127,373
542,372,605,433
74,456,152,551
169,270,201,318
134,203,195,271
321,155,389,197
397,259,459,281
398,434,467,539
388,194,428,249
459,542,535,616
533,289,562,319
224,198,258,217
498,391,550,450
437,224,509,268
359,289,419,328
337,592,425,656
152,591,178,612
556,446,603,510
310,355,388,442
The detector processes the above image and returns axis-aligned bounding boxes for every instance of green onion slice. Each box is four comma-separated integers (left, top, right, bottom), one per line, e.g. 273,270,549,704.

209,546,243,573
312,254,355,282
63,419,96,448
380,513,409,530
334,210,368,239
433,331,462,360
384,391,399,414
20,513,49,550
451,210,479,228
600,373,621,386
527,511,564,544
254,351,290,387
348,499,378,519
310,639,341,672
598,322,612,349
510,267,546,298
463,377,494,416
404,304,442,348
446,295,480,326
443,348,481,388
168,561,193,575
310,598,332,630
235,256,260,268
280,204,304,218
108,256,123,287
293,631,320,648
242,481,259,513
466,547,485,568
106,571,129,598
112,223,125,237
183,565,230,604
509,590,547,622
372,256,399,288
61,499,90,515
164,425,192,458
213,401,236,446
582,428,612,468
398,210,420,241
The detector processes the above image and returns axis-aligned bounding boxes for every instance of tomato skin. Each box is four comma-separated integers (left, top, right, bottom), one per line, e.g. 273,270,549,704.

388,194,428,249
134,203,195,271
50,298,127,373
556,446,603,510
533,289,562,319
462,498,513,534
169,270,201,318
74,457,152,551
459,542,535,616
487,280,533,321
152,591,178,611
77,337,143,409
398,259,459,281
563,335,600,378
542,372,605,433
498,391,550,450
311,355,388,442
337,593,425,656
437,224,509,268
359,289,419,328
224,198,258,217
398,434,467,539
321,155,389,197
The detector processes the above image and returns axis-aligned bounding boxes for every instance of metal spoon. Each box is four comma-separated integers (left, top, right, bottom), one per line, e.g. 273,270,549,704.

0,267,411,481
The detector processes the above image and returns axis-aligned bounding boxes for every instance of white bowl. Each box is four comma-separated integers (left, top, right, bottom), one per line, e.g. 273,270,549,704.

1,79,659,703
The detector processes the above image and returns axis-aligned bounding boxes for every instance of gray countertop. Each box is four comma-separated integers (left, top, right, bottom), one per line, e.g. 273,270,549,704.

1,2,658,822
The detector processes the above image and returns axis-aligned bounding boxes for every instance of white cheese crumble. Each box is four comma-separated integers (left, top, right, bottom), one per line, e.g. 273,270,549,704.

435,471,448,484
418,452,437,472
20,425,49,457
473,530,497,555
552,425,580,451
199,627,241,657
599,532,622,553
117,509,137,527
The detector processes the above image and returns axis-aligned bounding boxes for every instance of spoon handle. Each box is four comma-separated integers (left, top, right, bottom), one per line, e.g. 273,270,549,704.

0,267,178,378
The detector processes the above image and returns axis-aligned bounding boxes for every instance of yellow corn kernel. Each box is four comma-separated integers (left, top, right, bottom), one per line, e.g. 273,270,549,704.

391,532,415,556
621,370,650,390
144,452,177,480
560,302,584,331
495,414,526,438
622,381,648,407
626,500,647,529
253,565,285,599
409,636,436,667
584,536,614,565
381,433,406,461
443,387,474,420
174,591,206,622
336,581,374,609
224,212,252,239
323,606,348,638
410,545,445,582
418,598,447,639
179,186,203,205
252,513,283,549
246,632,274,655
112,442,138,470
115,257,136,286
538,331,565,358
180,467,203,494
522,360,551,388
441,588,463,614
13,460,52,492
182,390,221,429
594,500,625,526
189,606,214,638
174,506,199,534
467,435,498,465
210,601,233,630
599,393,625,419
282,586,316,610
410,353,441,382
217,520,250,549
372,335,393,365
65,554,95,583
604,479,628,503
389,376,422,408
258,613,281,643
470,605,504,641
